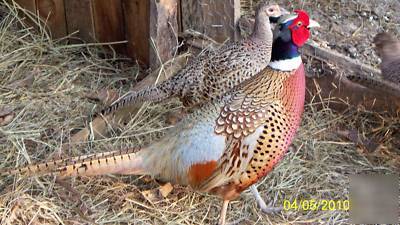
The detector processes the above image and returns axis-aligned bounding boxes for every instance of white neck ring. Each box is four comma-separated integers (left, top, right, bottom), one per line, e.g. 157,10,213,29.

269,56,302,71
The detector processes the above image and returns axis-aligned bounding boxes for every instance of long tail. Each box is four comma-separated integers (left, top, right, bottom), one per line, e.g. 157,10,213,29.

100,84,172,116
0,148,146,178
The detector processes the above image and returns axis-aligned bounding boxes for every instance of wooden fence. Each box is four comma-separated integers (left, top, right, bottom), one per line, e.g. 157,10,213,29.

13,0,240,68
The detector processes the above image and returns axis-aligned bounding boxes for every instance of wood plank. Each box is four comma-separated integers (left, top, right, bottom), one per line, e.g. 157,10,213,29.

12,0,37,28
123,0,179,68
181,0,240,43
92,0,125,53
64,0,95,42
13,0,36,12
36,0,67,38
122,0,150,66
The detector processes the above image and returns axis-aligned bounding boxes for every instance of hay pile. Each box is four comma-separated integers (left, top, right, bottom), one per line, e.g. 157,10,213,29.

0,1,398,225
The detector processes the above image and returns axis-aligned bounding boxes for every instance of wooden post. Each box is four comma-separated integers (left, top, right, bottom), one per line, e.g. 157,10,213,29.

123,0,179,68
181,0,241,43
149,0,179,68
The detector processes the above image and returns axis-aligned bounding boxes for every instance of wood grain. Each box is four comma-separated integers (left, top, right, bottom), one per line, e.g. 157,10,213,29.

64,0,95,42
36,0,67,38
122,0,150,66
181,0,240,43
149,0,179,68
123,0,179,68
13,0,37,29
92,0,125,53
13,0,36,11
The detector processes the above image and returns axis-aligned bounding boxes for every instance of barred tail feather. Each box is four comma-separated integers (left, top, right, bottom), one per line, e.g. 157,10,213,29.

100,85,170,116
0,148,146,178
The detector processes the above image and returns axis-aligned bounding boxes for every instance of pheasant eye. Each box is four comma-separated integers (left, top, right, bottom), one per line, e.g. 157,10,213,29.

297,21,303,27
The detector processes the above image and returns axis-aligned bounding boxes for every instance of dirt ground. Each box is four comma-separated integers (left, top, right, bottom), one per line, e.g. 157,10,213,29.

0,1,399,225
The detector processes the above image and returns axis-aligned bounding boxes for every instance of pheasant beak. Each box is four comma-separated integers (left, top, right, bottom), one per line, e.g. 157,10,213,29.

307,19,320,28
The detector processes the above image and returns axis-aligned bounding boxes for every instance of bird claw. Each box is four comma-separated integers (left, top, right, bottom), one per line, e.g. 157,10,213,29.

249,185,282,214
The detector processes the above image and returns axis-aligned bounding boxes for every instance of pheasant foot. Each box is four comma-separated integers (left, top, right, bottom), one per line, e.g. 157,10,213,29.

250,185,282,214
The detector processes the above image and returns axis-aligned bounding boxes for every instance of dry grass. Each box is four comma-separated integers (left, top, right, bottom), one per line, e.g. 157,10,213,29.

0,1,399,225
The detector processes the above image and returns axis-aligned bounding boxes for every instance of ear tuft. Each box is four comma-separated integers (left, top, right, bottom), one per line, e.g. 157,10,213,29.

294,10,310,26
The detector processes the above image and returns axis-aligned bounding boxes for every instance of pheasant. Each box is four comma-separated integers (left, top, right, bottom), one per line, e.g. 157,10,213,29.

100,1,282,115
1,11,319,224
373,32,400,84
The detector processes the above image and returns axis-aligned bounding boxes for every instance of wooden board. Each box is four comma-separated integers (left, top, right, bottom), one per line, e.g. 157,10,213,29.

122,0,150,66
181,0,240,43
92,0,125,53
123,0,179,68
64,0,95,42
36,0,67,38
13,0,36,12
13,0,37,29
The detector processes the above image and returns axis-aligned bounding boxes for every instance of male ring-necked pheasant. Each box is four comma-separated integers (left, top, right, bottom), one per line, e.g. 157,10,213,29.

1,10,319,225
100,1,281,114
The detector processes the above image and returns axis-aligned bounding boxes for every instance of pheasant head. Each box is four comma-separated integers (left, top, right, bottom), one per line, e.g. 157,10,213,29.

251,3,282,40
270,10,319,71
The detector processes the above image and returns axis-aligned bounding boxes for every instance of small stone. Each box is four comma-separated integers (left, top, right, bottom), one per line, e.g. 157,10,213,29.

384,16,390,22
346,46,358,58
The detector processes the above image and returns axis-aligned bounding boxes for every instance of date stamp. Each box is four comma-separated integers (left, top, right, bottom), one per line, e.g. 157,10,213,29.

283,199,350,211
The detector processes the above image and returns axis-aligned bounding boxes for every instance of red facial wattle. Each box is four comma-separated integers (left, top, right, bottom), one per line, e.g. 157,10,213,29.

289,10,311,47
290,25,310,47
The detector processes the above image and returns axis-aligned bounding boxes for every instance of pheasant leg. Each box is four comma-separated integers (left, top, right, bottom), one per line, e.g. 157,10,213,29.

250,185,282,213
218,200,230,225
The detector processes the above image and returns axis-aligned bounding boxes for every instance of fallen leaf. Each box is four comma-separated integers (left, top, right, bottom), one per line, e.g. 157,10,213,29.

140,183,174,204
0,107,15,126
159,182,173,198
141,189,161,204
8,68,39,89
